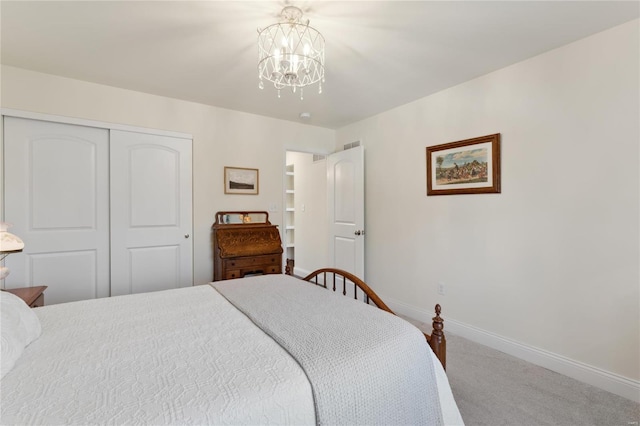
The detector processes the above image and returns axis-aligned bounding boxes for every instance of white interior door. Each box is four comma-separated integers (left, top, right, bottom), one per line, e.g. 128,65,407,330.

327,145,365,279
109,130,193,296
3,117,110,304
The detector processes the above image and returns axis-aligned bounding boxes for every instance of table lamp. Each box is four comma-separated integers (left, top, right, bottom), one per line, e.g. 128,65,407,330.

0,222,24,280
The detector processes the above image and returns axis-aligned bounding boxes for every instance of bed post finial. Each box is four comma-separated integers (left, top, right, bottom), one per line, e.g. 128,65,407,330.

430,304,446,370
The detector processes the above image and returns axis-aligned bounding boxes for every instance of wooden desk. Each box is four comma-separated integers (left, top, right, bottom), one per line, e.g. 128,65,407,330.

4,286,48,307
212,211,283,281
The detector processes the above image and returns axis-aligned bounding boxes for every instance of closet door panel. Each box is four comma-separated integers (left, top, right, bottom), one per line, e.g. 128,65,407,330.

30,137,97,229
129,147,178,226
109,130,193,296
29,250,99,305
129,246,179,294
3,117,110,303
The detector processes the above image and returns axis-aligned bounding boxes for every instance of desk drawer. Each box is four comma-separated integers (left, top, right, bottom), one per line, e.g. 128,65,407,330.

224,254,280,269
263,264,281,274
224,270,243,280
223,266,281,280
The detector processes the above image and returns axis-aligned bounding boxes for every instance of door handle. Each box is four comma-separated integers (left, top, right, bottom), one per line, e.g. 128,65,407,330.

354,230,365,236
185,234,190,238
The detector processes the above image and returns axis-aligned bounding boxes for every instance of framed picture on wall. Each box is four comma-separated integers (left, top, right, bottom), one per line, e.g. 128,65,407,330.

426,133,501,196
224,166,259,195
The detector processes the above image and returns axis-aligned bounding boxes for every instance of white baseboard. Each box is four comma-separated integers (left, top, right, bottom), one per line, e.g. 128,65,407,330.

292,266,312,278
383,296,640,403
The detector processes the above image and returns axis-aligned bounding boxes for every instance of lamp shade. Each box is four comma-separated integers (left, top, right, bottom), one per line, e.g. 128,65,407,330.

0,222,24,253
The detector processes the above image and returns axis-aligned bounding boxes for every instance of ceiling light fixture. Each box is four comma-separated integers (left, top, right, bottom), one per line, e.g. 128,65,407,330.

257,6,325,100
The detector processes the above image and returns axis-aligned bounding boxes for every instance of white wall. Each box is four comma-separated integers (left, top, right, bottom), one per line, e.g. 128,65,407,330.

0,65,335,286
336,19,639,394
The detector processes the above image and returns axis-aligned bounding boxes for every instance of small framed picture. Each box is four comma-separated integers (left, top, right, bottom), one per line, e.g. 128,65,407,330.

426,134,501,196
224,167,259,195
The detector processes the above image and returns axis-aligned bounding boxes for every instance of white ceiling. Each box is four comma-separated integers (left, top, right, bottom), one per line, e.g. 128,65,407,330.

1,1,638,129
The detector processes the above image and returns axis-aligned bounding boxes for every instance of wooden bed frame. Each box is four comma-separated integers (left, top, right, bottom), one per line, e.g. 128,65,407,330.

289,268,447,369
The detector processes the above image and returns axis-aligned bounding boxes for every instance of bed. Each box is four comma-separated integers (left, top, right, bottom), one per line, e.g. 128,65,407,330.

1,269,463,425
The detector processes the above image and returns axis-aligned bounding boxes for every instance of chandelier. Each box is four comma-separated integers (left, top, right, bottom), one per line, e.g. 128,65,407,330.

257,6,325,100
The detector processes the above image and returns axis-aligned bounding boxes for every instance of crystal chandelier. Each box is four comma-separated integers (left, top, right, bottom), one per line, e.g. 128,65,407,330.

257,6,325,100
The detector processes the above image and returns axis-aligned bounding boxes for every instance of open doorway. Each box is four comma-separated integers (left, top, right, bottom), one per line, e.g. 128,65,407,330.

284,145,365,278
284,151,328,277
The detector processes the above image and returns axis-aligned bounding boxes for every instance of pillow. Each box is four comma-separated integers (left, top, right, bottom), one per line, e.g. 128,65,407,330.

1,290,42,379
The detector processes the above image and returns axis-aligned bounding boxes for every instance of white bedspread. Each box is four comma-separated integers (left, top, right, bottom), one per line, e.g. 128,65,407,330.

1,277,463,425
214,274,444,425
0,285,315,425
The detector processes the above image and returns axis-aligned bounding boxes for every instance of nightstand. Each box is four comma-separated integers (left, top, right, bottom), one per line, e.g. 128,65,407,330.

4,286,48,307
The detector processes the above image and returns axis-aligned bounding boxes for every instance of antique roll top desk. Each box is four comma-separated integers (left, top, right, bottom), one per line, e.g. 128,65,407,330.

212,211,283,281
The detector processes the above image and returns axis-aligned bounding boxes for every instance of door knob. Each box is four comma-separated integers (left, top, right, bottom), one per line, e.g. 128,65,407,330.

354,230,364,236
185,234,190,238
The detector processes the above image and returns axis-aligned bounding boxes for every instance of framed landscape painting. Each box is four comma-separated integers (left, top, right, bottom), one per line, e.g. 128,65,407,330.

224,166,259,195
426,134,501,196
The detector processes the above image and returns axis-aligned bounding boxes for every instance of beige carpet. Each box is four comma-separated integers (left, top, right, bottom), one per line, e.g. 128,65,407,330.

404,317,640,426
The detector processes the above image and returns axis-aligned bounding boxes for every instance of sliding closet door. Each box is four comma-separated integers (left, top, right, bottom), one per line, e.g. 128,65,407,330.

109,130,193,296
3,117,110,304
